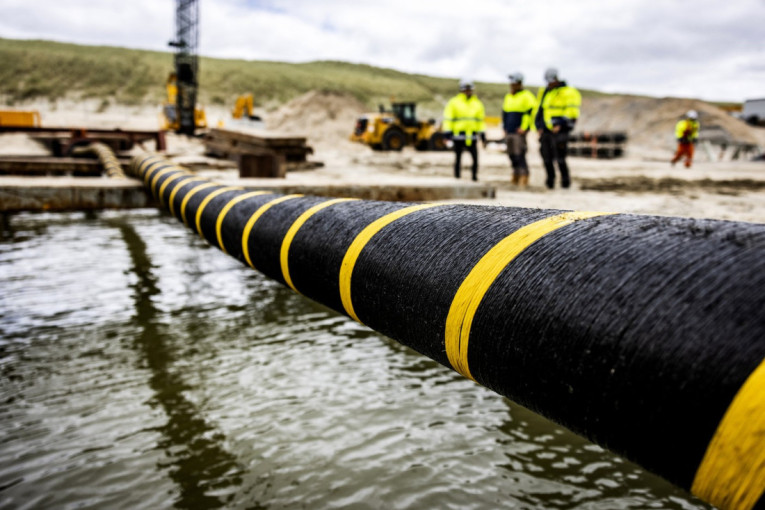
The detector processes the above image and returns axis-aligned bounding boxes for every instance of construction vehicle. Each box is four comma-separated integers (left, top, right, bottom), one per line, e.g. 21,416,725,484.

0,110,41,127
161,0,206,134
350,102,447,151
232,94,262,121
161,72,207,132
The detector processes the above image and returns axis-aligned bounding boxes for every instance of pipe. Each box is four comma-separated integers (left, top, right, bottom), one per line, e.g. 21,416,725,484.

129,153,765,510
72,142,127,178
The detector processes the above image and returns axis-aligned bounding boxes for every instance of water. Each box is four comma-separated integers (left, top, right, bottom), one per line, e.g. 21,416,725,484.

0,210,711,509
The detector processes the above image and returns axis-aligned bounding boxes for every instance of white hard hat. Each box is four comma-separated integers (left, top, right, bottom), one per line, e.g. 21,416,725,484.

459,79,474,91
686,110,698,119
544,67,559,83
508,72,524,84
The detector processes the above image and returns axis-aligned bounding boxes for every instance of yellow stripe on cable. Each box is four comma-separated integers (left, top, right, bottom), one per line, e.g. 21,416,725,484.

339,203,446,323
158,172,190,206
215,191,272,253
691,358,765,510
150,167,180,198
167,176,207,217
142,157,168,178
281,198,357,293
139,154,164,168
143,162,169,187
241,195,303,269
133,159,148,176
445,211,613,381
194,186,243,236
135,159,150,178
139,159,164,180
137,155,163,176
180,183,218,226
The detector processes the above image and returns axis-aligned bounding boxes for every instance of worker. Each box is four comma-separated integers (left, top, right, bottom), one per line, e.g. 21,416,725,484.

502,72,537,186
533,68,581,189
443,80,486,181
671,110,700,168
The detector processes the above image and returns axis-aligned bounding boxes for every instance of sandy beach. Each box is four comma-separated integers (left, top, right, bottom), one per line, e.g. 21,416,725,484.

2,93,764,223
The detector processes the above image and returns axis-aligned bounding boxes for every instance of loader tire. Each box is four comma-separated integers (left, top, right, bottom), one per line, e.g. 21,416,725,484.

382,129,406,151
415,139,430,151
429,132,448,151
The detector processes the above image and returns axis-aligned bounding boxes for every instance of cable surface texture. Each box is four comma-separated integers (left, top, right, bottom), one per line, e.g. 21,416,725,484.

130,154,765,510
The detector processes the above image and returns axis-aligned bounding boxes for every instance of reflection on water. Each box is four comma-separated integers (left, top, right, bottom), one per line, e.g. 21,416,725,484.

0,210,711,509
115,220,248,509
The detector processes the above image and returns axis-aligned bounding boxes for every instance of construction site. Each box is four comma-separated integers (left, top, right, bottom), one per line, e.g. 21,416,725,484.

3,92,765,220
1,2,764,510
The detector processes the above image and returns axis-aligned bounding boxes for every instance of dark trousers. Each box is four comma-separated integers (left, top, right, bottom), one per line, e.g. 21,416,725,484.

506,133,529,177
539,131,571,189
453,140,478,180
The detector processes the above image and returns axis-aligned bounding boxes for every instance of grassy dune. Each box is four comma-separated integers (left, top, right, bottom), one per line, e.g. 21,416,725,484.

1,37,611,114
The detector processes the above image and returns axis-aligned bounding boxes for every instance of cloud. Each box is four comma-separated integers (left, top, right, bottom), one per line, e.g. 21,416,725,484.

0,0,171,50
1,0,763,101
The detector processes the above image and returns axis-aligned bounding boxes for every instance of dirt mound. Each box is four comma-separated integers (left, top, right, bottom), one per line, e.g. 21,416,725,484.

265,91,369,147
266,90,765,159
578,96,765,156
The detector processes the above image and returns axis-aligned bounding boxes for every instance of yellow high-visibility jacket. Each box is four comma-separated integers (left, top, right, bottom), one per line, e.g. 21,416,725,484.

443,93,486,146
533,83,581,132
675,119,699,142
502,89,537,132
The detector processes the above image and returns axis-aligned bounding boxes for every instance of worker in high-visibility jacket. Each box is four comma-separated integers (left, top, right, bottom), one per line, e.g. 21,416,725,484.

533,68,581,189
502,72,537,186
442,80,486,181
671,110,700,168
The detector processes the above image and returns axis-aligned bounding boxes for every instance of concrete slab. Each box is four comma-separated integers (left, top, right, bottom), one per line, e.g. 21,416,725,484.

0,177,154,212
0,175,496,212
0,156,130,176
225,176,495,202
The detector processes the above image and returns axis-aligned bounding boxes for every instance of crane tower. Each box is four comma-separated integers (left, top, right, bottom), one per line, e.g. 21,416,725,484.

169,0,199,135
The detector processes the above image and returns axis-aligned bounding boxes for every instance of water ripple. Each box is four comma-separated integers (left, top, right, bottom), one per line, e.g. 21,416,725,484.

0,211,711,509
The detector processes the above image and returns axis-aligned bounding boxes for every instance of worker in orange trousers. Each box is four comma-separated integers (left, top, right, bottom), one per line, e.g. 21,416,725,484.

671,110,700,168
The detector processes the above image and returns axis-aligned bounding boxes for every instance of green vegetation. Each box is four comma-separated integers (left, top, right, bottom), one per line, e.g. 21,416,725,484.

0,39,169,105
0,37,614,114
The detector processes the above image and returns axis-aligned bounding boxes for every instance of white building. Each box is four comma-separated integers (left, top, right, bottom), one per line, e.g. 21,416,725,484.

742,98,765,125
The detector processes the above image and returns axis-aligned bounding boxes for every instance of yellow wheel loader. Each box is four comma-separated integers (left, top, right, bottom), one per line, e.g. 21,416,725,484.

350,102,447,151
232,93,263,121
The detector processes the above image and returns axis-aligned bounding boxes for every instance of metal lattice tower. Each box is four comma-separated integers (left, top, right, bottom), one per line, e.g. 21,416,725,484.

169,0,199,135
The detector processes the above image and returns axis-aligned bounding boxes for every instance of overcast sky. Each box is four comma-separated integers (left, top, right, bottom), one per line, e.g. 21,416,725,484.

1,0,763,102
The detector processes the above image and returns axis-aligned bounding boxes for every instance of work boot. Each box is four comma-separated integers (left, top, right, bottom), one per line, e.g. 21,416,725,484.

511,174,519,185
519,175,529,187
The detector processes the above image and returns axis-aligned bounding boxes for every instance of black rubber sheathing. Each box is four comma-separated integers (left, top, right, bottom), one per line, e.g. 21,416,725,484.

287,200,411,314
129,155,765,500
351,205,563,366
468,214,765,490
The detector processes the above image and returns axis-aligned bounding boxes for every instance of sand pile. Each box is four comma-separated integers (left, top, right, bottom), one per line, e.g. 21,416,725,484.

578,96,765,156
6,98,162,131
265,91,765,158
265,91,369,147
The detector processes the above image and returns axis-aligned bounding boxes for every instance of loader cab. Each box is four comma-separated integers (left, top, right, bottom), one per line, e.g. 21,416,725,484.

391,102,418,127
353,116,369,136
